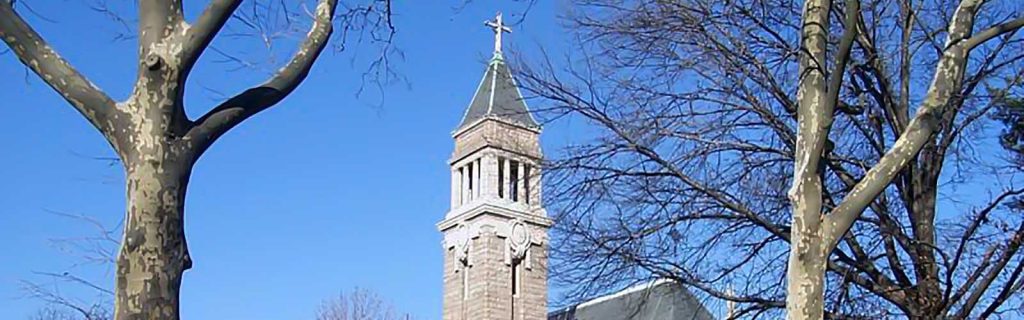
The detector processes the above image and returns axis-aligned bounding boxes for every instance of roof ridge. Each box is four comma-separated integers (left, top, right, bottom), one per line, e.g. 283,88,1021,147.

487,58,498,115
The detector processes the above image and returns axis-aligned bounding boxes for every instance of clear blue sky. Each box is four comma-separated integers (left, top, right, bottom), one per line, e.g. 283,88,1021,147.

0,1,575,319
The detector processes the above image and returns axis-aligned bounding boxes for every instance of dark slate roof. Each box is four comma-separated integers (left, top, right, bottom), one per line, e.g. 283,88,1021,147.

548,279,716,320
456,55,539,131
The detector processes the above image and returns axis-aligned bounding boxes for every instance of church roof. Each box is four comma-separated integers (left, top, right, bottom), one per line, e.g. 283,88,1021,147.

456,54,539,131
548,279,716,320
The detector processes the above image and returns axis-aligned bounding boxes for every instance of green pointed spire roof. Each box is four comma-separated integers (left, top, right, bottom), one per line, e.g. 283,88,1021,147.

456,54,539,131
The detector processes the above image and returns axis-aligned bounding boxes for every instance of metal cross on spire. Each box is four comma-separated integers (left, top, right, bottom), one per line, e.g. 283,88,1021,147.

484,11,512,54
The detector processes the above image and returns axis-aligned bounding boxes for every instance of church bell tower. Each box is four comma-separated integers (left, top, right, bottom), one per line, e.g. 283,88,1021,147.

438,12,552,320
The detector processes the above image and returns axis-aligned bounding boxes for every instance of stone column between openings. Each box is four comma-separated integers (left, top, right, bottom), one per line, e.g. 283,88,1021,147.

517,161,527,204
475,158,482,199
482,154,497,199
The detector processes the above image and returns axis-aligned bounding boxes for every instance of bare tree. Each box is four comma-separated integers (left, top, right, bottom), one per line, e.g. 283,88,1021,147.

0,1,393,319
22,290,111,320
515,0,1024,318
20,211,116,320
28,307,110,320
315,288,411,320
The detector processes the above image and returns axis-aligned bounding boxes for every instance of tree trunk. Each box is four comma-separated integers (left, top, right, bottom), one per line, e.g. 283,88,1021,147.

115,148,193,319
787,227,827,320
787,0,831,317
909,153,942,317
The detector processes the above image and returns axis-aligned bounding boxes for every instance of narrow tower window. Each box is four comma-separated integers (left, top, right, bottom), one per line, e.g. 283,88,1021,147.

476,158,482,198
511,260,520,297
498,157,505,198
509,160,520,202
467,162,474,201
524,165,531,204
458,167,465,205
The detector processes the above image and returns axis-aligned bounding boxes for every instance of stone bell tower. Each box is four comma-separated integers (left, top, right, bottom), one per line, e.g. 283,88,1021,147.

438,12,552,320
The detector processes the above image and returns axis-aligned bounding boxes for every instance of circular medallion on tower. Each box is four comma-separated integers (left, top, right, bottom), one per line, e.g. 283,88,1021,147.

508,220,531,261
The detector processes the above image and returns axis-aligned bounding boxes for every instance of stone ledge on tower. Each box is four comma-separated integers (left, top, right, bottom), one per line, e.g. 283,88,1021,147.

439,201,552,233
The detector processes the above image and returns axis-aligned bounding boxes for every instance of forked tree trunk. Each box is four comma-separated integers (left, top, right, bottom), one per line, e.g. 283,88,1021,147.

0,1,342,319
787,0,833,317
785,0,1006,318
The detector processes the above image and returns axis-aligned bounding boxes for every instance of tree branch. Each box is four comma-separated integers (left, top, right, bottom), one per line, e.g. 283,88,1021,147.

978,252,1024,319
943,187,1024,309
824,0,860,115
0,2,121,141
963,17,1024,51
956,220,1024,318
182,0,242,73
788,0,831,233
185,0,339,157
821,0,986,249
947,244,997,314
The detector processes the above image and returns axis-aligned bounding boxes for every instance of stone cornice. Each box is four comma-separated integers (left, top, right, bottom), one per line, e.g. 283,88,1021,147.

438,201,552,232
448,145,542,166
452,117,541,139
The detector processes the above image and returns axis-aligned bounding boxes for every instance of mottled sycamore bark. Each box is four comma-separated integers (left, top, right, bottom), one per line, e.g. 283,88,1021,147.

0,0,340,319
787,0,840,317
787,0,1023,318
